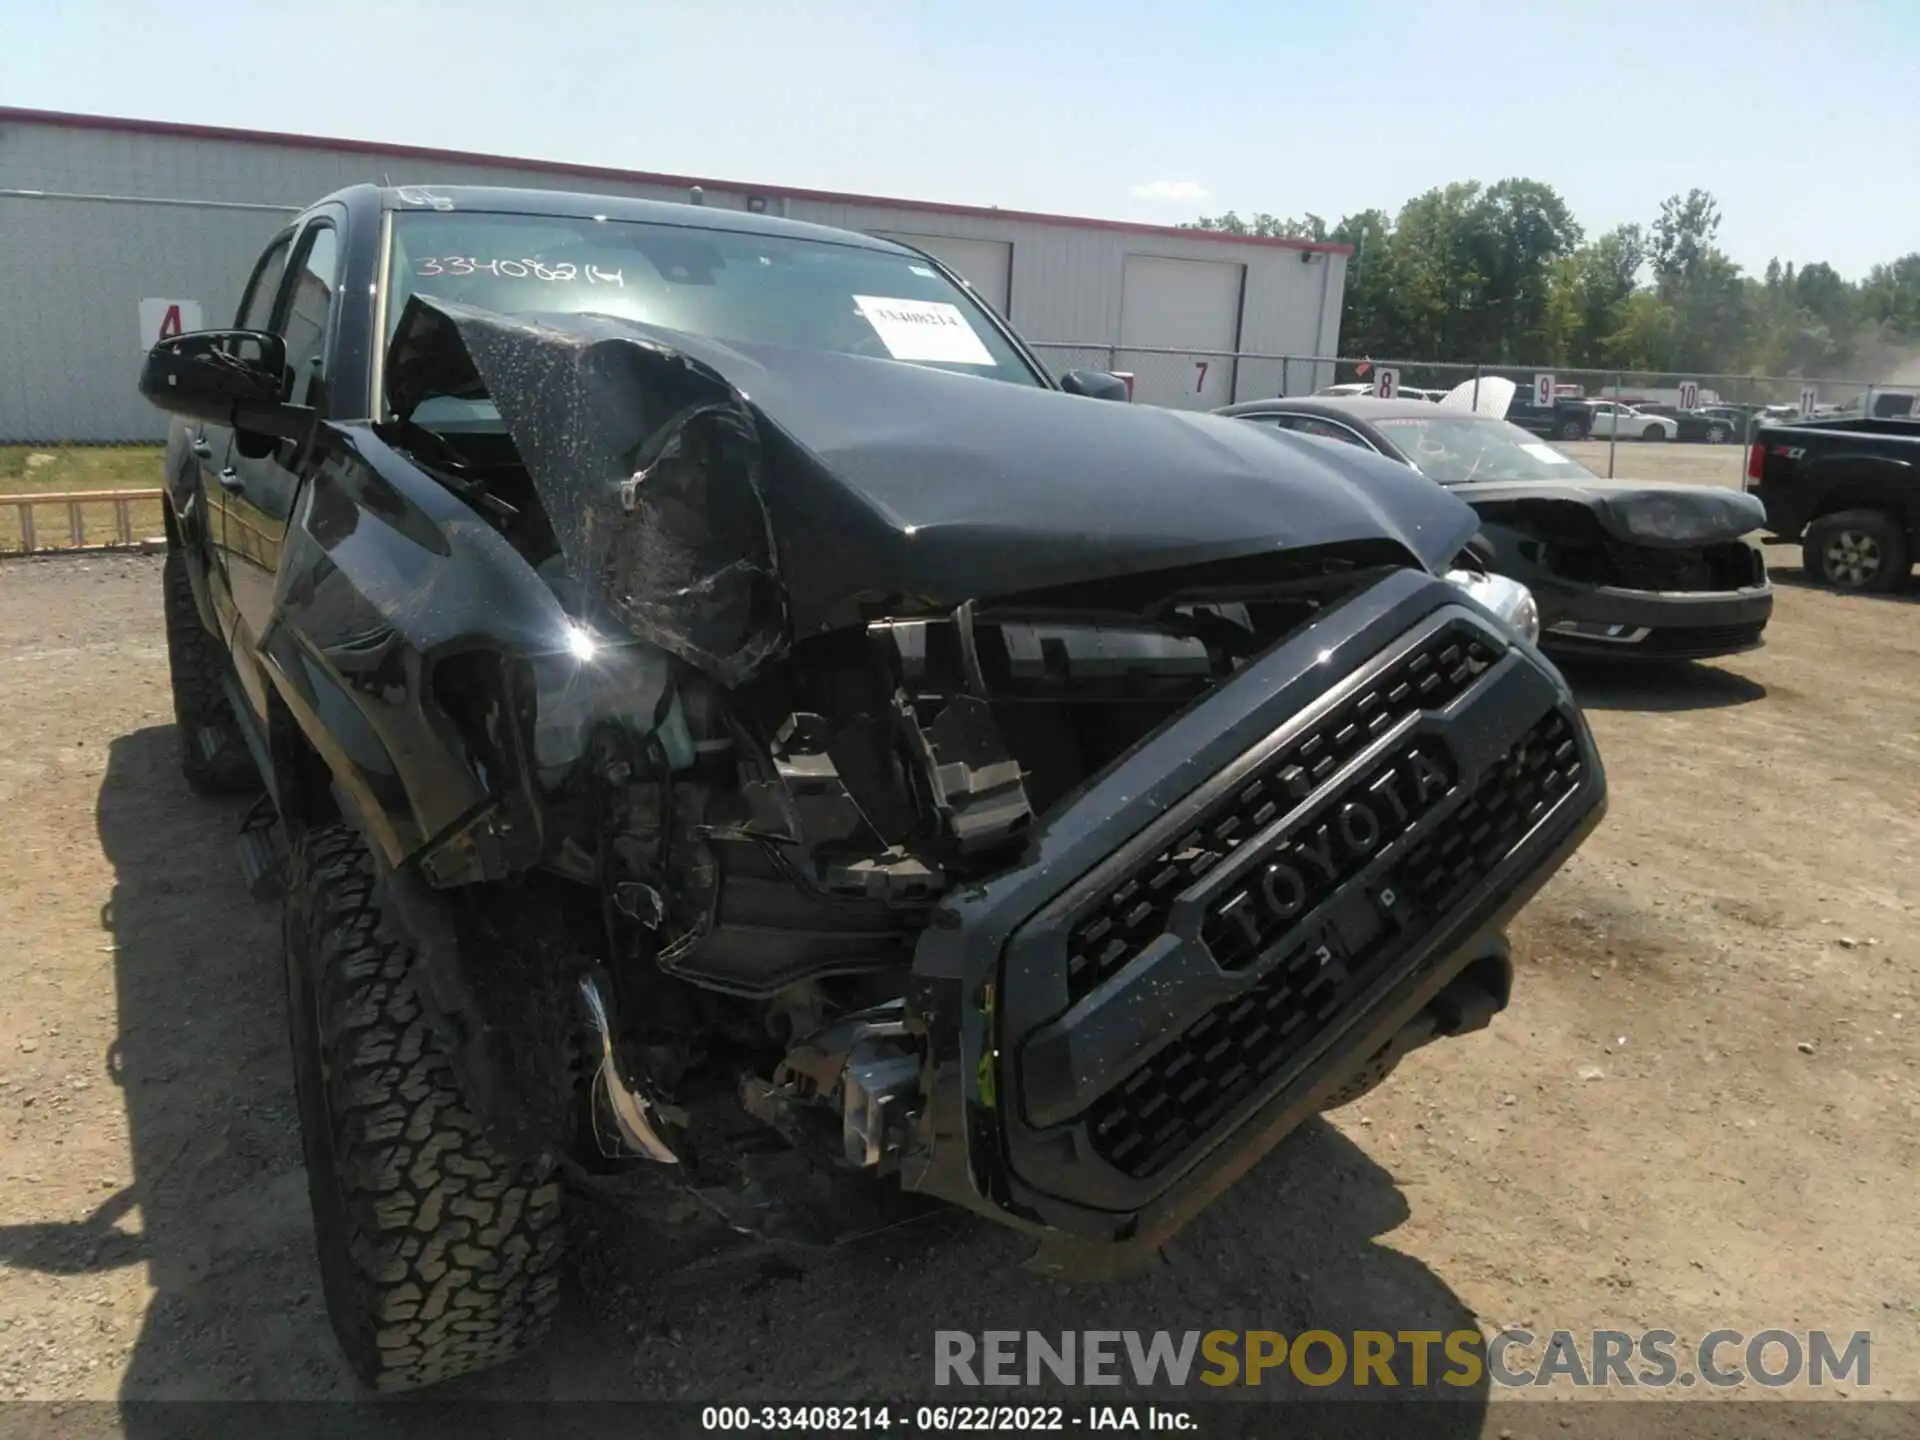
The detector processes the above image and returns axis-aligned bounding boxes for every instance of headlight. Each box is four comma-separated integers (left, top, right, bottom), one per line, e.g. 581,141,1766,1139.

529,630,690,776
1444,569,1540,645
1619,502,1722,544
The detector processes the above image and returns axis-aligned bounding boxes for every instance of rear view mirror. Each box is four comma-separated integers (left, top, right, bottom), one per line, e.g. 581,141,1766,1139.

138,329,314,441
1060,369,1132,402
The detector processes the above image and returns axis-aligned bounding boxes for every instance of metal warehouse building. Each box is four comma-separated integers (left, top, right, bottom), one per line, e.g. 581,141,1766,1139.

0,108,1348,442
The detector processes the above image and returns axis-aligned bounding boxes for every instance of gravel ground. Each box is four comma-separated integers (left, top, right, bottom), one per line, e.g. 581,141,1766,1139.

0,444,1913,1437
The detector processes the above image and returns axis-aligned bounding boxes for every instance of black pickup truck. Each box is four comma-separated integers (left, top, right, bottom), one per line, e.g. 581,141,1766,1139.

138,182,1606,1392
1504,391,1595,441
1746,417,1920,591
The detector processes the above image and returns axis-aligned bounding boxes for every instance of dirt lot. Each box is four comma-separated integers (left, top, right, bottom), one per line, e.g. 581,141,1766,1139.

0,443,1913,1434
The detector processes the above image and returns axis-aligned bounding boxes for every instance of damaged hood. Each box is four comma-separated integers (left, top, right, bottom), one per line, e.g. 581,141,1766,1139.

387,297,1478,680
1449,478,1766,548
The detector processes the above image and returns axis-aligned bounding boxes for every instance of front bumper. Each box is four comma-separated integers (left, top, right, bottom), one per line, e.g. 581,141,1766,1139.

1539,581,1774,660
907,569,1606,1245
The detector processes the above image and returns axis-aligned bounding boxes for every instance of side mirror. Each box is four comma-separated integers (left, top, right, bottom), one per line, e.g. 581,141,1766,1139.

138,329,314,442
1059,369,1133,402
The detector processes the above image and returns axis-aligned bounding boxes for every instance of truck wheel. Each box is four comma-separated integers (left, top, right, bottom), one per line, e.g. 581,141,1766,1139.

162,548,256,795
284,824,567,1392
1803,510,1909,593
1556,418,1584,441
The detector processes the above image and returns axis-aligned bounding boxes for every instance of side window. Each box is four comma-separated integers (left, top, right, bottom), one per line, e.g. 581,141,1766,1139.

274,224,342,409
1292,417,1370,448
235,234,294,332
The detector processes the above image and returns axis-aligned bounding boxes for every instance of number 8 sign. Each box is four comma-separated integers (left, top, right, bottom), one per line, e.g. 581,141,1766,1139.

1372,367,1400,400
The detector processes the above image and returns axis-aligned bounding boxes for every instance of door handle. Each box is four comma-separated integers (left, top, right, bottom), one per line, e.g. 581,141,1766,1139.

216,468,245,494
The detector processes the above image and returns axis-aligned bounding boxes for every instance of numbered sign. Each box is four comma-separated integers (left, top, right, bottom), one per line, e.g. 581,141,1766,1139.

1533,373,1556,408
1373,367,1400,401
1678,380,1700,410
1799,385,1819,420
138,299,203,350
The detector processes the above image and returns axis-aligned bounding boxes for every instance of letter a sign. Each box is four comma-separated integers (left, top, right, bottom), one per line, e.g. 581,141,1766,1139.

139,299,204,350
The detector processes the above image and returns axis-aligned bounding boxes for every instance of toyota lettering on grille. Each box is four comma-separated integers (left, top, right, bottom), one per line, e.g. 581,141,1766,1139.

1203,743,1454,968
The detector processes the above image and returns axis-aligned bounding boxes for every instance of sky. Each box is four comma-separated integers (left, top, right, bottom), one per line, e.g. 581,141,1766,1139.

5,0,1917,280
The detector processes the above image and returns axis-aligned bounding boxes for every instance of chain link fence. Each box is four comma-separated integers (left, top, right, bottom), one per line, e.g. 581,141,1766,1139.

1025,344,1337,411
1024,344,1918,481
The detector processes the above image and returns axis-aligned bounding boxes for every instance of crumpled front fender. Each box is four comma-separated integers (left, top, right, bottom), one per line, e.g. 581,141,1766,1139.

261,423,573,879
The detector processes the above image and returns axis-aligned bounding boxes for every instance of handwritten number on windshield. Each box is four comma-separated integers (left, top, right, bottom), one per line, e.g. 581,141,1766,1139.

413,258,624,287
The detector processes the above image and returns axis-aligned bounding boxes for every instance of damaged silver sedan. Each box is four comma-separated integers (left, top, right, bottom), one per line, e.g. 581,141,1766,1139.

1219,396,1774,661
138,184,1607,1391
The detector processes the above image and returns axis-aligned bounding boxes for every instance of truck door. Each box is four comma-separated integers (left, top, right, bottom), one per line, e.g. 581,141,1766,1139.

198,228,296,648
222,216,344,724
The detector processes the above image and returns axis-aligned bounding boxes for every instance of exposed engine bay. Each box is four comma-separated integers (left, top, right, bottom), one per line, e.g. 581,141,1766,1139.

543,573,1380,1173
414,464,1398,1233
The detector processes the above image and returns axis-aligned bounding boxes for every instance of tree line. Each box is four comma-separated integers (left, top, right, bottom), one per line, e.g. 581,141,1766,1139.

1187,183,1920,380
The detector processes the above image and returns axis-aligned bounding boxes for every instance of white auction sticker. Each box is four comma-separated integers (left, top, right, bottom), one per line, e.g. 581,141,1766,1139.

852,296,996,366
1520,442,1575,464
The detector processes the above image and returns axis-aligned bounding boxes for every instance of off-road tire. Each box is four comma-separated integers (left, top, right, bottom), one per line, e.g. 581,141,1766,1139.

284,824,566,1392
1556,417,1585,441
162,548,256,795
1802,509,1910,594
1319,1047,1402,1110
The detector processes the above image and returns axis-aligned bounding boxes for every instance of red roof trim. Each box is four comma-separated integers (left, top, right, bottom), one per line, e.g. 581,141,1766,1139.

0,106,1352,255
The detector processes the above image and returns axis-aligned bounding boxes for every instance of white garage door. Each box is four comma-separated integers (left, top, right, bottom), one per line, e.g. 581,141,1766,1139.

871,232,1013,316
1119,254,1245,410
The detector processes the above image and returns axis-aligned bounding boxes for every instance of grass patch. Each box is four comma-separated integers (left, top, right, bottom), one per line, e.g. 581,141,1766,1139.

0,445,166,553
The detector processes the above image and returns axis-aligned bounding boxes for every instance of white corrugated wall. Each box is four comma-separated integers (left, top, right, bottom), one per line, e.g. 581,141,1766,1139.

0,115,1344,441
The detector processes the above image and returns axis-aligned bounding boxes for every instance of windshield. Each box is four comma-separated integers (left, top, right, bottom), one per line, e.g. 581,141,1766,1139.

1375,414,1598,485
384,209,1043,419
